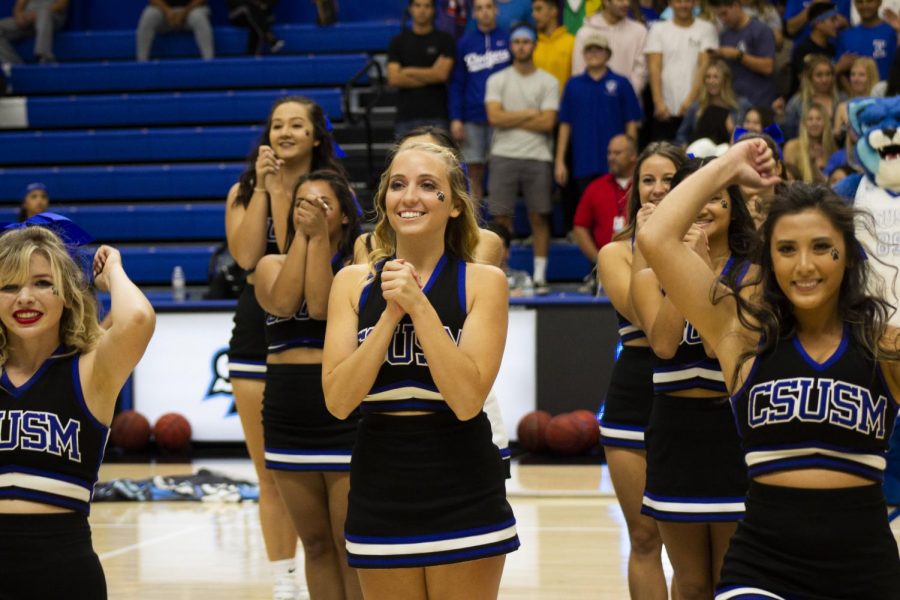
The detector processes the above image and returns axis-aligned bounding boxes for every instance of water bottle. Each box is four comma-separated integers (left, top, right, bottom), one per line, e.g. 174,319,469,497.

171,265,186,302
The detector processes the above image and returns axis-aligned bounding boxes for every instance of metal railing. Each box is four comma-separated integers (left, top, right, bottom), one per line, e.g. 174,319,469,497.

343,57,385,193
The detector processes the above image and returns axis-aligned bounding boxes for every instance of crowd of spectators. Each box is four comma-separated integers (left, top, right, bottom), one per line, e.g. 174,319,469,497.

387,0,899,286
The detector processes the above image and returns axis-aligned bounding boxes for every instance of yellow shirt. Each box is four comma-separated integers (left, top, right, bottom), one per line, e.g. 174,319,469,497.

534,26,576,95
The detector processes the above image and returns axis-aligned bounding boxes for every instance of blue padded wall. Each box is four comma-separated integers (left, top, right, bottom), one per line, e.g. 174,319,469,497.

23,88,342,128
0,126,263,165
13,23,400,62
0,164,244,202
10,54,368,94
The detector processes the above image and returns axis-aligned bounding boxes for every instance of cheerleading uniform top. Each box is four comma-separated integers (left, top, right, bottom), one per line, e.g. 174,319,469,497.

357,254,467,414
652,256,749,395
264,252,347,354
0,349,108,515
730,325,898,483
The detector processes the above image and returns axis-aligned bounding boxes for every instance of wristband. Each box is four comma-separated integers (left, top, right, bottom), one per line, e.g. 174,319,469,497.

253,187,266,193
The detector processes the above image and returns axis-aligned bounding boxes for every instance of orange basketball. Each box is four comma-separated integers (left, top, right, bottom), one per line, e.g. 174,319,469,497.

545,413,586,456
153,413,192,451
571,409,601,451
517,410,552,452
109,410,151,451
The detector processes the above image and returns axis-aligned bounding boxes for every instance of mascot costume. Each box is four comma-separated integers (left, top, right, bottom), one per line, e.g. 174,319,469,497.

838,96,900,519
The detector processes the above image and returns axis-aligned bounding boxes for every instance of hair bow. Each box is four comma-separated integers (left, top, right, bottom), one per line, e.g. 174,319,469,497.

2,212,94,250
324,114,347,159
732,124,785,148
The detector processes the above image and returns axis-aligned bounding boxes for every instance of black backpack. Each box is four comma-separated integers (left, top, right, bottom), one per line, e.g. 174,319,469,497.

204,244,247,300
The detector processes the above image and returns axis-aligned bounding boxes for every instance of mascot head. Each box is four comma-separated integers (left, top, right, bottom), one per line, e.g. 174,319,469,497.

848,96,900,194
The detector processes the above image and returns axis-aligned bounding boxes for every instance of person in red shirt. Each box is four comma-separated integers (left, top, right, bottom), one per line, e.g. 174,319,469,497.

572,134,637,263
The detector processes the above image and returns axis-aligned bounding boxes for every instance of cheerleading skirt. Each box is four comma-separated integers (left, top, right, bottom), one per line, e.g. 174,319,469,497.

344,411,520,569
642,393,747,522
262,363,359,471
598,345,654,450
0,512,107,599
716,481,900,600
228,284,267,380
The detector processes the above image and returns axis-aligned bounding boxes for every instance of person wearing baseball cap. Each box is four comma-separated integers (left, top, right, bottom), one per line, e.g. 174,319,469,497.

19,182,49,222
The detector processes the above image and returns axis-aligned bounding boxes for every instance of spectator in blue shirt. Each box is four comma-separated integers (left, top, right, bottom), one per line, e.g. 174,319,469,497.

449,0,511,203
554,33,642,204
709,0,778,108
784,0,851,41
836,0,899,81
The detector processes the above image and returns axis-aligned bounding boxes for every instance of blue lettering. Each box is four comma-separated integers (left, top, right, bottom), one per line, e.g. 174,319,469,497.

769,380,800,423
387,323,415,365
682,322,702,345
0,410,20,450
20,413,48,451
748,382,772,427
48,416,81,462
799,379,830,422
829,382,860,432
859,390,888,440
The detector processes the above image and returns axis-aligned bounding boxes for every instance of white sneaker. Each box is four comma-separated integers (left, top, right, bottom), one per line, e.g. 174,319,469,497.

273,576,298,600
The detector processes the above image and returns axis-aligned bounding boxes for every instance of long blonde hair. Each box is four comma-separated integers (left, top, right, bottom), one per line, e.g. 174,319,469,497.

798,102,835,183
0,227,101,365
799,54,837,114
698,60,740,119
848,56,879,97
368,143,480,273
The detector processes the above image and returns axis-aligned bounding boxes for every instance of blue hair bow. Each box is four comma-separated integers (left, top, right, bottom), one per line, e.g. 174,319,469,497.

323,114,347,159
733,124,785,149
2,212,94,250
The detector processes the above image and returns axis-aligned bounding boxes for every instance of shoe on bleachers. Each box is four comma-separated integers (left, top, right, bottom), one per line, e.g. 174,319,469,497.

270,39,285,54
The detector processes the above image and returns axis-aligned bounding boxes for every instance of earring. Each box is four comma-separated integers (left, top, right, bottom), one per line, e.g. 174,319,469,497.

436,191,446,202
831,248,840,261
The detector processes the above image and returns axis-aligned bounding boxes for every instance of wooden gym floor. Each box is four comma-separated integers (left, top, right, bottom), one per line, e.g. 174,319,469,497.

93,460,900,599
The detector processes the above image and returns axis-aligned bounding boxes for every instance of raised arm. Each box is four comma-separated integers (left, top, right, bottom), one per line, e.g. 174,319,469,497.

323,265,401,419
82,247,155,424
637,139,777,347
630,268,685,358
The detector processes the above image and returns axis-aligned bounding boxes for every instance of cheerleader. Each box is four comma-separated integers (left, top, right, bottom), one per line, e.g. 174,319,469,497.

0,223,154,599
597,142,687,599
225,95,346,599
630,156,759,599
323,142,519,599
254,170,362,599
639,138,900,600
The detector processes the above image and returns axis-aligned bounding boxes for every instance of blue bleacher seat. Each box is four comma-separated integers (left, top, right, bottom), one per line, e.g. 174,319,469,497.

117,245,217,285
0,204,225,241
13,23,400,63
16,88,342,129
0,126,262,166
10,54,368,95
0,164,243,202
508,243,593,282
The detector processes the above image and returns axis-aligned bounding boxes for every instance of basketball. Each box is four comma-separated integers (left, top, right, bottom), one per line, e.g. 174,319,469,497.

571,409,601,451
153,412,193,451
545,413,586,456
517,410,552,452
109,410,151,451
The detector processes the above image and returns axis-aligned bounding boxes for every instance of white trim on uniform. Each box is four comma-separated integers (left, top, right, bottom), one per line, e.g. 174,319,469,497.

0,472,91,503
346,524,519,557
745,447,886,471
642,495,745,514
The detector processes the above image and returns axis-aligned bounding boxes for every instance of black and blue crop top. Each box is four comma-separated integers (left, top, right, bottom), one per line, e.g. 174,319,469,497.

730,325,898,482
356,255,467,414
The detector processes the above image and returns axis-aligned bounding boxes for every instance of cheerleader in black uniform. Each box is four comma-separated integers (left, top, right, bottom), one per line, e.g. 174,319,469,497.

254,170,362,600
597,142,687,599
353,126,511,476
639,138,900,600
0,225,154,599
631,157,759,600
224,95,346,599
323,142,519,599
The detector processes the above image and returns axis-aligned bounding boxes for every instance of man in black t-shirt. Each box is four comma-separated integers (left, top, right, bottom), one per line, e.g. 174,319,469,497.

387,0,456,137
